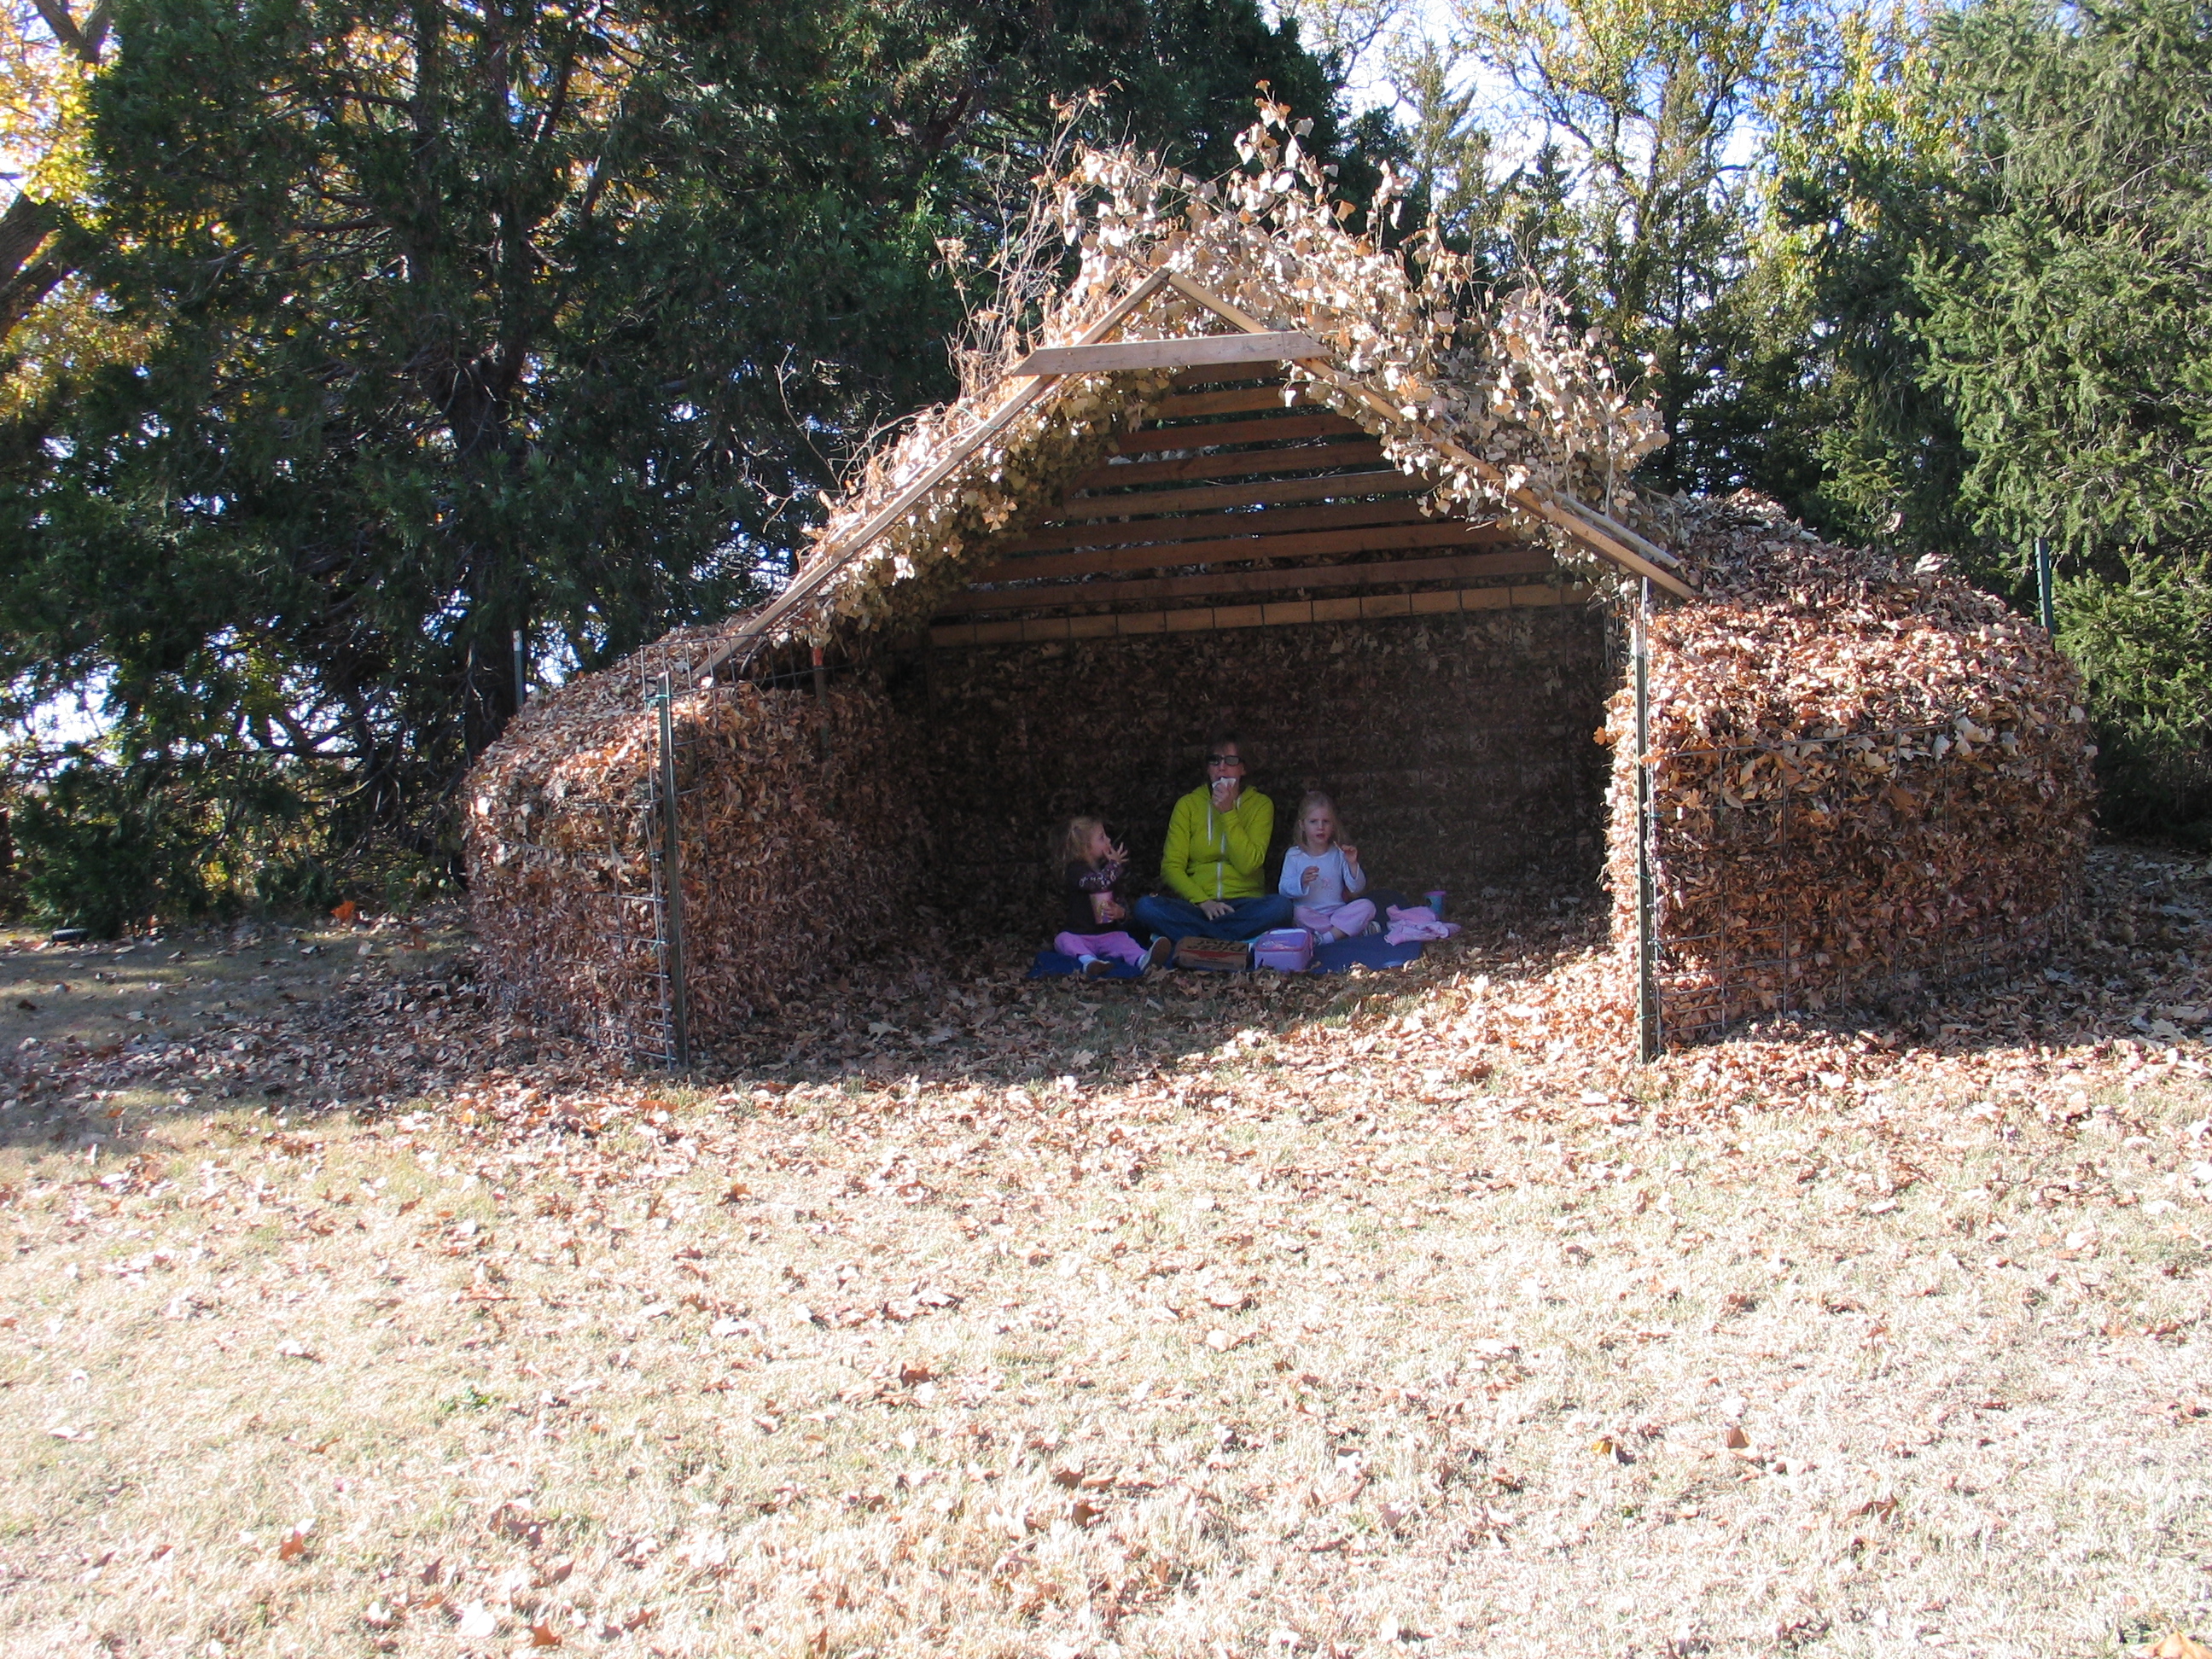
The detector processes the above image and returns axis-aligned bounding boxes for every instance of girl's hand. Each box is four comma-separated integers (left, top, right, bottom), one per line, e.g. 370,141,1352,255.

1301,865,1319,889
1099,897,1127,923
1338,842,1359,865
1106,838,1128,865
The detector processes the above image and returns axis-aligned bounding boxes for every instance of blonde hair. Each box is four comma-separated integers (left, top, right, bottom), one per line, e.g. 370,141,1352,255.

1295,791,1340,851
1059,814,1106,868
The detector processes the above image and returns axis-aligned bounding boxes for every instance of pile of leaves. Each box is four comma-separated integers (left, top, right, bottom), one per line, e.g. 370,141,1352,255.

1604,495,2099,1037
465,671,922,1049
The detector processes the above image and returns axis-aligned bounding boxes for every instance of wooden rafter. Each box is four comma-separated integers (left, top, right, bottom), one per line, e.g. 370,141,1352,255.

1053,468,1423,521
930,582,1591,649
1150,384,1301,419
998,497,1438,556
937,548,1551,614
1068,438,1385,491
1111,410,1367,454
970,520,1513,584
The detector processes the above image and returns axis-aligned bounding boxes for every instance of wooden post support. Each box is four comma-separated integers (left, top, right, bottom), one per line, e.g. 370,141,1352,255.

1634,579,1660,1062
655,674,690,1070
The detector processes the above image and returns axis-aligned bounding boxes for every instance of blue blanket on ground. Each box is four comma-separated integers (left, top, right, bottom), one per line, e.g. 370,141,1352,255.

1027,934,1424,979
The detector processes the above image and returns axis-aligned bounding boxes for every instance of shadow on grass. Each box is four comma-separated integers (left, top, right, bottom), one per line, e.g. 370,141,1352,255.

3,847,2195,1154
689,883,1613,1095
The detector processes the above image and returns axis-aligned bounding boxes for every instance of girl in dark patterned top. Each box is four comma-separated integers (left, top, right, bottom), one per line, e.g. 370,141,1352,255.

1055,816,1172,978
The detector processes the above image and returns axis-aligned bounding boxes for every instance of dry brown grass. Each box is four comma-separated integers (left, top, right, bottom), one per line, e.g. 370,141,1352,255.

1,911,469,1091
0,852,2208,1659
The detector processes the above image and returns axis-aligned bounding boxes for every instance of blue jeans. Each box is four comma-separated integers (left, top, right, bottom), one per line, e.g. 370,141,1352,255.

1131,892,1295,942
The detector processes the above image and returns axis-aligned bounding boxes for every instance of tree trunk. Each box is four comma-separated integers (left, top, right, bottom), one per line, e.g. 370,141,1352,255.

0,194,73,351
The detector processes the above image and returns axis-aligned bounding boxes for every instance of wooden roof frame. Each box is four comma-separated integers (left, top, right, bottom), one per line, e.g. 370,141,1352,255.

1159,275,1692,600
696,264,1694,682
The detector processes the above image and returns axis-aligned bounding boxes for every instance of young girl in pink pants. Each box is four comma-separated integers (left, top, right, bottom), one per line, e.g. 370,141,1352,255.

1055,817,1172,978
1278,792,1376,943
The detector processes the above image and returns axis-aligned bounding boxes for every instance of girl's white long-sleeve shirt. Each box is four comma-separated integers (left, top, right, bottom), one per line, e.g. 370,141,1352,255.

1279,846,1365,908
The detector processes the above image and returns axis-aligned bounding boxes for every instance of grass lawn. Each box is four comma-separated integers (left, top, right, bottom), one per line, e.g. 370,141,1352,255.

0,848,2206,1658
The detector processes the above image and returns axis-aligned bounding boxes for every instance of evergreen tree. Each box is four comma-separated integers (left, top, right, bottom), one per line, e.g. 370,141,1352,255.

1904,0,2212,838
1911,0,2212,568
1760,0,2212,837
0,0,1349,918
1749,1,1984,552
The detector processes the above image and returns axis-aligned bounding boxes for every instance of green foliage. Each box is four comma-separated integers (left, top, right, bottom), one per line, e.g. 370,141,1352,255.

437,1384,498,1416
1749,1,1983,552
3,740,317,934
1,0,1353,900
6,748,206,935
14,0,2212,863
1756,0,2212,577
1909,0,2212,568
1747,0,2212,840
1442,0,1802,496
2056,556,2212,846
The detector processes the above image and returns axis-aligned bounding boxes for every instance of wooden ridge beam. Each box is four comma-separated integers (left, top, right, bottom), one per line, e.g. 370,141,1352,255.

999,497,1439,556
972,518,1515,583
930,583,1592,648
1012,330,1324,377
935,547,1554,614
1113,410,1367,454
1070,437,1385,490
1052,468,1423,521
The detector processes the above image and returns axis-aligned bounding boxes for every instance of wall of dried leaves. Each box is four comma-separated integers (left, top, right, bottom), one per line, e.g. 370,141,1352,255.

1604,498,2098,1034
470,497,2096,1055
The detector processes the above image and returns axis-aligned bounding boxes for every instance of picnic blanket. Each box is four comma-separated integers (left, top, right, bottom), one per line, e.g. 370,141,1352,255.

1027,934,1425,979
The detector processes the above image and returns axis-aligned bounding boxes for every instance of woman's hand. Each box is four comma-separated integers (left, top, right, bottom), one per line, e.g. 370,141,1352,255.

1209,777,1239,811
1198,899,1232,921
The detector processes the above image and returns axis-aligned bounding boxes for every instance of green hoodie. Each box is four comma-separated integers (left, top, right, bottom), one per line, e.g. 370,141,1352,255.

1160,785,1274,904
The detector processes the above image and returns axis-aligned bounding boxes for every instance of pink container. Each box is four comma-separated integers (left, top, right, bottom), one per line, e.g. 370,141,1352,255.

1252,927,1315,973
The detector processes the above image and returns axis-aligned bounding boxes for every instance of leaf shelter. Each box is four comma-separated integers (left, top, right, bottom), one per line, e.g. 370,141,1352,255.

463,114,1699,1058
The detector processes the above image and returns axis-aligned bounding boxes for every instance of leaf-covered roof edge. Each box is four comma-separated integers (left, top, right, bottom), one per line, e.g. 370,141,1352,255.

698,102,1684,677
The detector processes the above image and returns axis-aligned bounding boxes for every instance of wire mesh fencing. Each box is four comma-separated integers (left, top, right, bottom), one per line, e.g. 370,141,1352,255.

622,629,843,1071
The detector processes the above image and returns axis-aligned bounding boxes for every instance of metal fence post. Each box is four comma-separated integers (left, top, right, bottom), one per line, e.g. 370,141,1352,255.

1634,578,1660,1062
2035,538,2055,632
655,673,691,1070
